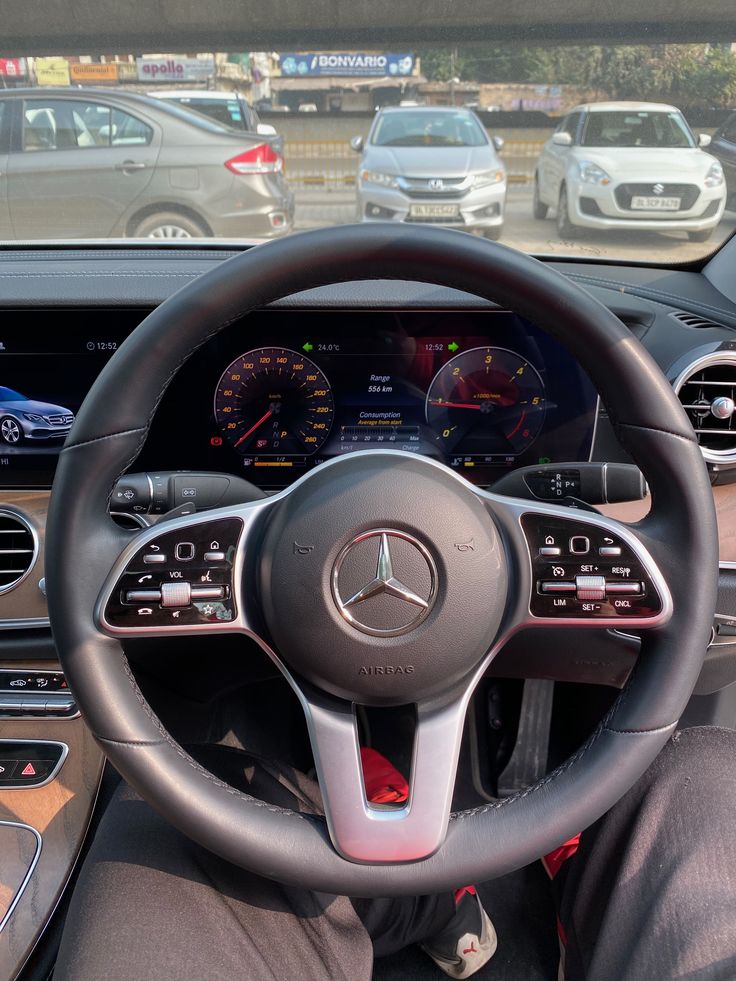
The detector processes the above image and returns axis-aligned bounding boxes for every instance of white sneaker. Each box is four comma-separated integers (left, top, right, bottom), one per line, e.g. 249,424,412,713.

421,891,498,979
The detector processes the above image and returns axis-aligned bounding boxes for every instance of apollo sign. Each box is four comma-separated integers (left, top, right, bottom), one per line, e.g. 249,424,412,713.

136,57,215,81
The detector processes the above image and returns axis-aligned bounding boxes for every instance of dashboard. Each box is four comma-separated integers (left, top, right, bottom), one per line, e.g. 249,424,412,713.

2,248,734,657
0,309,598,490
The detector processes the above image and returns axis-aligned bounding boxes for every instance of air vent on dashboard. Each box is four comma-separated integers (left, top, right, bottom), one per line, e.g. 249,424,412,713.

675,353,736,464
671,311,726,330
0,512,37,592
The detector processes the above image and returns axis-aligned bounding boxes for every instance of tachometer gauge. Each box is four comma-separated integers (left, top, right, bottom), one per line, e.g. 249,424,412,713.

425,346,546,456
214,347,334,455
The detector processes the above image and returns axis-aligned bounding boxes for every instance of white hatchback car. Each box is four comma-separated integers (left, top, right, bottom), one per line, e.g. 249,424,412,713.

533,101,726,242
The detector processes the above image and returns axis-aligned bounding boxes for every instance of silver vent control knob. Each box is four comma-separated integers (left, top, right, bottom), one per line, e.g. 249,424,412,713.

711,396,735,421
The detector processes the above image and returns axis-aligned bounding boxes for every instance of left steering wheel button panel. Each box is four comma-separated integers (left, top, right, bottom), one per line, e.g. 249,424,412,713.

102,517,243,631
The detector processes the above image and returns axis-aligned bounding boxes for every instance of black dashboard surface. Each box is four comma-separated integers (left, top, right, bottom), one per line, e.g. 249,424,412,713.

0,246,733,324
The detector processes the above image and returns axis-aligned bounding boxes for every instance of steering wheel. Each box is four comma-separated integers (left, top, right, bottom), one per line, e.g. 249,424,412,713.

45,225,717,897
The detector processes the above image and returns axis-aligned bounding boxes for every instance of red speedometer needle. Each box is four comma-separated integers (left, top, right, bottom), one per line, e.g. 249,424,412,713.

430,400,483,411
234,409,273,448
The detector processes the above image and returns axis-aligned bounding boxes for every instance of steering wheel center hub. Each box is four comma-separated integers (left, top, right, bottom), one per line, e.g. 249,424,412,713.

259,452,507,704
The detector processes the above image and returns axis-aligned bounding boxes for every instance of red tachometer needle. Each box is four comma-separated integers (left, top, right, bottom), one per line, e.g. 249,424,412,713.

234,409,273,448
430,400,483,411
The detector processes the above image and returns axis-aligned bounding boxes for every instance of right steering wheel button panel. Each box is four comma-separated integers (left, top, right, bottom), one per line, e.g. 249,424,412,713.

521,513,662,620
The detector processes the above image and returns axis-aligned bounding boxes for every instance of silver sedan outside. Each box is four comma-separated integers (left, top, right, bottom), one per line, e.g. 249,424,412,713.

0,88,294,241
352,107,506,239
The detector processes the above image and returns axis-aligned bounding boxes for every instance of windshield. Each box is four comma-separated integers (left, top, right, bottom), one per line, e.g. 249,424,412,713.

580,110,695,148
371,110,488,147
161,96,249,130
0,42,733,264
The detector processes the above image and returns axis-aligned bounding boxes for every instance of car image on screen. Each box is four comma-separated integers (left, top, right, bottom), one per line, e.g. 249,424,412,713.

0,387,75,444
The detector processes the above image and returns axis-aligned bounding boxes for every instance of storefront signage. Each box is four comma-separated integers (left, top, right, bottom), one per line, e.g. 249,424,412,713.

70,62,119,82
35,58,71,86
136,57,215,81
279,53,415,77
0,58,26,78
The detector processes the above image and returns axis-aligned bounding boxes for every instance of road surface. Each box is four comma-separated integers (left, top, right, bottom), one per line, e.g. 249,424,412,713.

292,186,736,264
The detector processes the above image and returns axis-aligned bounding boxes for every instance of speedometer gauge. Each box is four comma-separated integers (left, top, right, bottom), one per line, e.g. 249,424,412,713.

214,347,334,455
426,346,546,456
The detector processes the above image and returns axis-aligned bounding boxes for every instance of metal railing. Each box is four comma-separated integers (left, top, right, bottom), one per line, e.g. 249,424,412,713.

283,140,546,187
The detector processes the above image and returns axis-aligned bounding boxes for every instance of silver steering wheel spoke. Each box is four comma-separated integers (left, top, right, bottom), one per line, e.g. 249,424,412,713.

302,684,468,864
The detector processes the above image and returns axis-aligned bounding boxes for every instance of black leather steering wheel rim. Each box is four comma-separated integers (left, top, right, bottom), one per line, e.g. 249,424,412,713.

46,224,718,896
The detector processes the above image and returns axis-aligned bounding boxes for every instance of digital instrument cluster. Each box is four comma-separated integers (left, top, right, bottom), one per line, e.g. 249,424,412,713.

0,309,598,489
143,309,599,488
212,344,547,462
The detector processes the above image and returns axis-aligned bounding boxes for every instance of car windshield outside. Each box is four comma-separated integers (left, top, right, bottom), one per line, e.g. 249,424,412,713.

0,41,735,262
154,93,254,130
371,109,488,146
580,110,695,148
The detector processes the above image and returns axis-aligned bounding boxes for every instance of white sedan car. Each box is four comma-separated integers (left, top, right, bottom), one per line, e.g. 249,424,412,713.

533,102,726,242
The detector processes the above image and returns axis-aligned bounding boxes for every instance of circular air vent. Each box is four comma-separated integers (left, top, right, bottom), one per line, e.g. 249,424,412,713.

0,511,37,592
675,352,736,463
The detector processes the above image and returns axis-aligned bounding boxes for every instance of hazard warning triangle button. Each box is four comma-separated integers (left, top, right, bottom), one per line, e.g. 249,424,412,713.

21,763,36,777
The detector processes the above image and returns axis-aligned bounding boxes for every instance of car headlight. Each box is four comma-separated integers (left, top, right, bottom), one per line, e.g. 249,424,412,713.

360,170,399,189
705,161,725,188
578,161,612,186
22,413,43,423
472,170,505,188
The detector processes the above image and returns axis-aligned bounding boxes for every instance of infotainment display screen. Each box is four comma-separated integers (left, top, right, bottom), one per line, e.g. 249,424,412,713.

0,311,134,487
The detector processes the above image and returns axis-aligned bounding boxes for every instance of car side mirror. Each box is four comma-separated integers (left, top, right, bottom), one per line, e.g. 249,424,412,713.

552,132,573,147
698,133,712,148
350,135,364,153
492,135,504,152
257,123,278,137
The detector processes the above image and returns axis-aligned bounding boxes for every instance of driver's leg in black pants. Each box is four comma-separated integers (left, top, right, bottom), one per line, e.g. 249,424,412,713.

54,726,736,981
555,725,736,981
53,747,456,981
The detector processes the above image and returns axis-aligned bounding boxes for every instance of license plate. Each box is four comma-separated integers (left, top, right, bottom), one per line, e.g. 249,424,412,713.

631,195,681,211
409,204,460,218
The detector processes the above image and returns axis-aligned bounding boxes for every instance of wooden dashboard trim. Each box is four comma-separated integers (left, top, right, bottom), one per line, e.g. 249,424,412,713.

0,665,104,980
600,483,736,562
0,821,41,933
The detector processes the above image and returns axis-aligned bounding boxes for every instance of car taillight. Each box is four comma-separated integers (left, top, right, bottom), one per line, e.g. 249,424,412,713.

225,144,283,175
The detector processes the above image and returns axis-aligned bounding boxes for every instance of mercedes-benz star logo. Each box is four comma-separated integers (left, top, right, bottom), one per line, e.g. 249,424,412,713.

331,529,437,637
